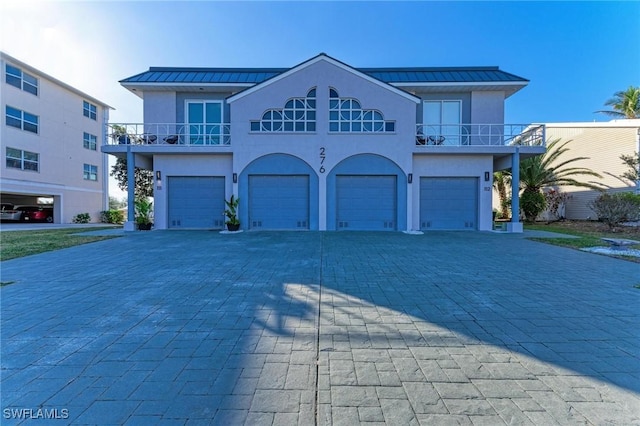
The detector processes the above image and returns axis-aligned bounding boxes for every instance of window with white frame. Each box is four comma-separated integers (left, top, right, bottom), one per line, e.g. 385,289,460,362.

83,100,97,120
83,132,97,150
186,100,225,144
6,106,38,133
6,147,39,172
5,64,38,96
251,88,316,132
421,100,462,145
329,88,395,133
83,164,98,181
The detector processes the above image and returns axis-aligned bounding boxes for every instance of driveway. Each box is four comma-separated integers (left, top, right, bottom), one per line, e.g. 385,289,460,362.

1,231,639,424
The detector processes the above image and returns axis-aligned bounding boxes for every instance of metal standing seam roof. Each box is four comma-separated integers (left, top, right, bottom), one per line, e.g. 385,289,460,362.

120,66,528,85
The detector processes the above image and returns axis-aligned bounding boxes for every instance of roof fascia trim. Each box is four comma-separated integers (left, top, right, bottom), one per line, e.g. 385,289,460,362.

120,82,255,88
392,81,529,88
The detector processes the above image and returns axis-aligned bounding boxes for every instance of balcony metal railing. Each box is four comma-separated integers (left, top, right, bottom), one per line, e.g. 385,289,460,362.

107,123,231,146
106,122,544,148
416,124,545,147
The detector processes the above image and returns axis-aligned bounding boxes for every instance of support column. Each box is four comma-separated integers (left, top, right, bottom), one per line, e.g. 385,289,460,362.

124,148,136,231
508,147,523,233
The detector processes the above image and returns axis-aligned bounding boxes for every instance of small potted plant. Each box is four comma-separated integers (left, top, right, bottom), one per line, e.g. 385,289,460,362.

224,195,240,231
135,197,153,230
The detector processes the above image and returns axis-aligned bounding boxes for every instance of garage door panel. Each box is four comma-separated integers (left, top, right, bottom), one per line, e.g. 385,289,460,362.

420,177,478,230
249,175,309,230
168,176,225,229
337,175,396,231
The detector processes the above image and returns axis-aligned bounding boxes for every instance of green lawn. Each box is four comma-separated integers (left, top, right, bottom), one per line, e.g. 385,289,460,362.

526,222,640,263
0,227,120,261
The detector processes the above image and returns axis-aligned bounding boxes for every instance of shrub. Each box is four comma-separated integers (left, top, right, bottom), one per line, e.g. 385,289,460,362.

588,192,640,229
100,210,125,224
543,188,571,220
521,189,546,222
72,213,91,224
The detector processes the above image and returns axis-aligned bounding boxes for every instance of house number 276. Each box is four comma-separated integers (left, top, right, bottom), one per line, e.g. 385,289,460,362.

319,147,326,173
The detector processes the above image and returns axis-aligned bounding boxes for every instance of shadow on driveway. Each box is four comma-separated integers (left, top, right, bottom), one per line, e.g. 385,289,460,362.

1,231,638,424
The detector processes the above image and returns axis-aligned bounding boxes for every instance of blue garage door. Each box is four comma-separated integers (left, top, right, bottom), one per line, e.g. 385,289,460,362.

168,176,225,229
420,177,478,230
249,175,309,229
336,175,396,231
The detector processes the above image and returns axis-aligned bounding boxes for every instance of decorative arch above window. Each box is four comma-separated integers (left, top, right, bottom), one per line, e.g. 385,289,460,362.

251,88,316,132
329,88,395,133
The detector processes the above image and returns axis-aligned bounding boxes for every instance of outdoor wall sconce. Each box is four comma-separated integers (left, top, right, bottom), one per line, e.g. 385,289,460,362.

233,173,238,183
156,171,161,180
408,173,413,184
156,171,162,189
484,172,490,181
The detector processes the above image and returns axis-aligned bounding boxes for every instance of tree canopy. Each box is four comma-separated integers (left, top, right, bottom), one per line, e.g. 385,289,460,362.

110,158,154,198
596,86,640,119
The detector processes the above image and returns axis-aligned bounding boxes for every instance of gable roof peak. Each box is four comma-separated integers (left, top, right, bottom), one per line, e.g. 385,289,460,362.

227,53,420,104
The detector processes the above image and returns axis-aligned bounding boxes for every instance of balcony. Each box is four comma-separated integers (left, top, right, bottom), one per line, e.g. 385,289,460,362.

416,124,545,147
106,123,231,146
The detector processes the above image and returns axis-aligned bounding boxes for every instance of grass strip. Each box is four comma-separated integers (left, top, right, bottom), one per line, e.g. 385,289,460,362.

526,223,640,263
1,227,120,261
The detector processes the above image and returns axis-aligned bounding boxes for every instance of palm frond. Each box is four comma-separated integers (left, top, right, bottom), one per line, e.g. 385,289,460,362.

596,86,640,119
519,137,603,192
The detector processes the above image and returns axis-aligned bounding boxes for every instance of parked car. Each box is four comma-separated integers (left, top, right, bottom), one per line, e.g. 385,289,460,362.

15,205,54,223
0,203,23,221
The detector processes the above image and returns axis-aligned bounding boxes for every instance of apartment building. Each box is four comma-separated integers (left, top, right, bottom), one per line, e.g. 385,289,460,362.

1,52,111,223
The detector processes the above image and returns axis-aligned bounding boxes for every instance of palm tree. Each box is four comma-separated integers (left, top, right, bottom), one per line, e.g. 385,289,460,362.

518,138,603,221
493,171,511,219
596,86,640,119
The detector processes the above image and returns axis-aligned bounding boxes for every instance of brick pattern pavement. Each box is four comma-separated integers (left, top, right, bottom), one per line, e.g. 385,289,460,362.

1,231,639,424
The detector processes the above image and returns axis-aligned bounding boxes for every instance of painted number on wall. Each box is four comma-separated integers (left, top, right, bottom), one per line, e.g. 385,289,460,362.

319,147,326,173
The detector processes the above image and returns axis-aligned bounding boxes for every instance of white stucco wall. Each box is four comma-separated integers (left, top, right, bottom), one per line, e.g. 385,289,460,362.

127,56,519,232
470,91,504,124
412,155,494,231
152,154,233,230
1,53,109,222
143,91,177,123
230,59,418,180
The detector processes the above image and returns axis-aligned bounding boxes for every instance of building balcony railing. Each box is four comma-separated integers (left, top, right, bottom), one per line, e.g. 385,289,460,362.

106,122,544,148
106,123,231,146
416,124,545,147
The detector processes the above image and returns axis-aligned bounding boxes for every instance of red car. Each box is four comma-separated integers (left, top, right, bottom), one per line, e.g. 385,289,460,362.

16,206,54,223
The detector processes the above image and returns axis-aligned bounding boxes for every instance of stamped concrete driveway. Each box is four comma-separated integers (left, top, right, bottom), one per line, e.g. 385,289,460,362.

1,231,639,425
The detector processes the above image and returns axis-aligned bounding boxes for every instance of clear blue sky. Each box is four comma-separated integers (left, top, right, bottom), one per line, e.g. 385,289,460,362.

2,1,639,126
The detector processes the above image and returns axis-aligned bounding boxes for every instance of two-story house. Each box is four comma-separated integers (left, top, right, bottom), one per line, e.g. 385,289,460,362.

1,52,111,223
104,54,545,232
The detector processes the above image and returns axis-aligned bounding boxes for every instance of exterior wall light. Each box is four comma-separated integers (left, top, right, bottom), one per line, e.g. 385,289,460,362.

484,172,490,182
233,173,238,183
408,173,413,184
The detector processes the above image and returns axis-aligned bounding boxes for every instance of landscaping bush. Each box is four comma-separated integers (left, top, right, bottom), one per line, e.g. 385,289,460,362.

100,209,125,224
588,192,640,229
521,189,546,222
72,213,91,224
543,188,571,220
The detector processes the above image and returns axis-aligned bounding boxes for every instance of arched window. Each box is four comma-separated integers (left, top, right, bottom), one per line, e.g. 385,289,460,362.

251,88,316,132
329,88,395,133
